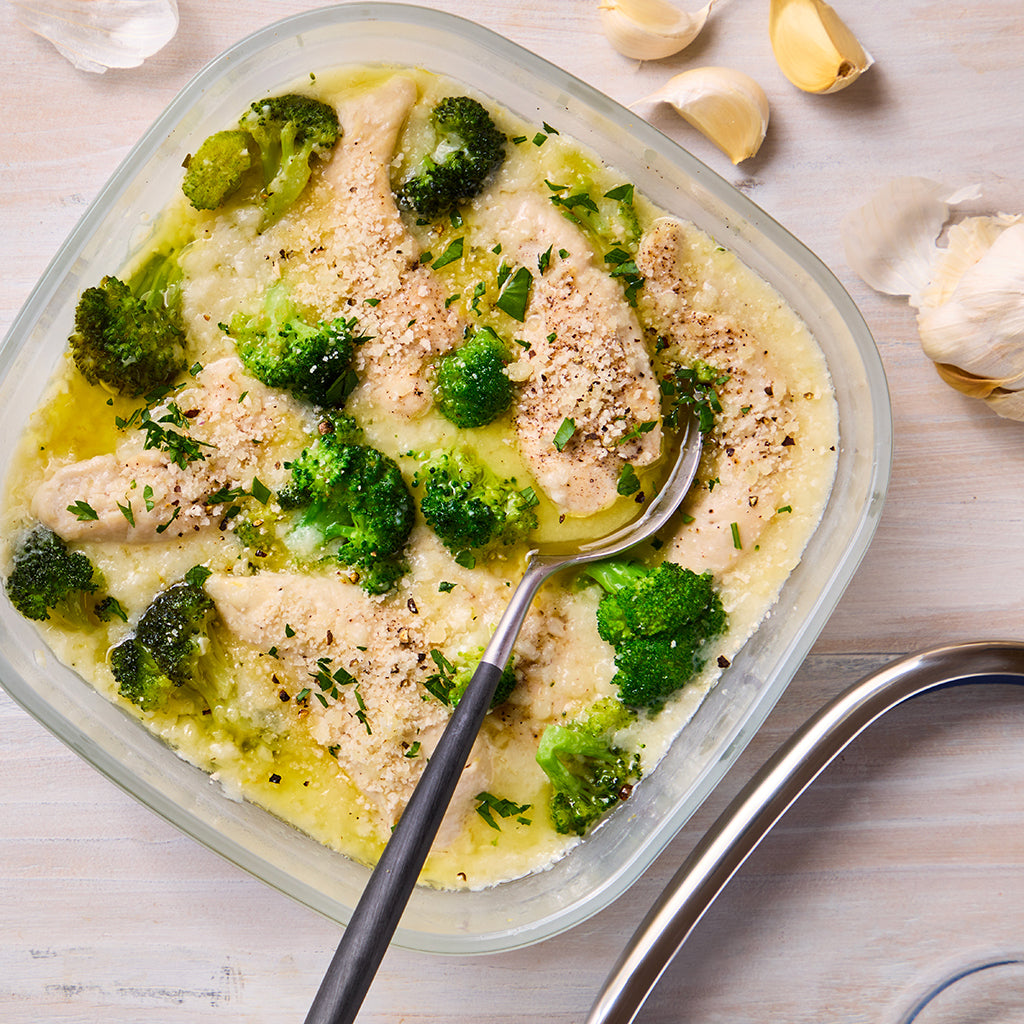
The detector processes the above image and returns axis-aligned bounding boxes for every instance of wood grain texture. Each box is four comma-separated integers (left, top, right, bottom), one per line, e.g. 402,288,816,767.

3,1,1024,1020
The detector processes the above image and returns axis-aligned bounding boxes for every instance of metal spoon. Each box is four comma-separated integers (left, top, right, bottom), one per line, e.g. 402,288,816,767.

304,414,703,1024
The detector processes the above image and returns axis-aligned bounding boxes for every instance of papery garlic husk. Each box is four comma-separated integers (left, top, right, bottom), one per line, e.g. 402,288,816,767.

12,0,179,74
841,177,982,307
769,0,872,94
599,0,713,61
634,67,769,164
844,176,1024,421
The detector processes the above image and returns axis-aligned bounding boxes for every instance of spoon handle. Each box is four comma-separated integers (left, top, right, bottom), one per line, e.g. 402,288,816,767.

304,561,552,1024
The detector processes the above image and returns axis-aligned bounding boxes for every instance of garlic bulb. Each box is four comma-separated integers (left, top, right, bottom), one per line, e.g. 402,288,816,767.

634,67,769,164
599,0,713,61
843,177,1024,421
13,0,179,74
768,0,872,94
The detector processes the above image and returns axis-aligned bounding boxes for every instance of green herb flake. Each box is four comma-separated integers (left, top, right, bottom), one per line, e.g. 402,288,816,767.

117,500,135,527
142,485,155,512
730,522,742,549
66,499,99,522
474,791,532,831
604,183,635,203
532,132,547,146
616,420,657,445
537,245,552,273
777,504,793,514
251,477,272,505
438,581,457,593
494,265,533,322
285,624,296,638
432,236,465,270
405,741,421,758
364,297,381,307
553,417,576,451
617,463,641,496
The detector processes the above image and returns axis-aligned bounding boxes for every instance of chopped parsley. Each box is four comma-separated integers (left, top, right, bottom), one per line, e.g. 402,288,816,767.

495,266,532,322
432,236,464,270
475,791,532,830
553,417,576,451
617,463,641,496
66,499,98,522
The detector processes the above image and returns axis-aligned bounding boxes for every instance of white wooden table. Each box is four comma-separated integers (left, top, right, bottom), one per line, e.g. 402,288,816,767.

3,2,1023,1020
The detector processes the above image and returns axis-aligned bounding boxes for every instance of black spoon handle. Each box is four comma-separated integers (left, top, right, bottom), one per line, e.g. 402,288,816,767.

303,656,507,1024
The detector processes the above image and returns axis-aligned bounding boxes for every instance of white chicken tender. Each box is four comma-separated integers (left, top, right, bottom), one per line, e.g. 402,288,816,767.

636,218,798,574
205,570,491,844
493,191,663,516
289,75,464,417
30,356,307,543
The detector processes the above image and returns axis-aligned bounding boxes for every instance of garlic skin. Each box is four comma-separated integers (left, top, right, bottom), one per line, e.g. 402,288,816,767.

599,0,713,61
769,0,872,94
843,177,1024,421
634,67,769,164
13,0,179,74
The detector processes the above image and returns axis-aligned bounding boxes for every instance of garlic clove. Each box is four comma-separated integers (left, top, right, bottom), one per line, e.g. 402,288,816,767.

12,0,179,74
634,67,769,164
599,0,713,62
768,0,872,94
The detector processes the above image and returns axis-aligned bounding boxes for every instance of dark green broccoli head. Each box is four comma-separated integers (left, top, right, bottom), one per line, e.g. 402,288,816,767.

182,130,253,211
418,449,538,562
581,559,727,711
226,283,366,407
69,274,186,397
110,570,216,711
535,699,641,836
434,326,513,428
397,95,506,219
278,427,415,594
239,93,340,226
5,525,100,622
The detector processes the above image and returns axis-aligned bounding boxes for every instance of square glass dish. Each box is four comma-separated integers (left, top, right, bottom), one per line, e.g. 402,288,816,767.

0,3,892,954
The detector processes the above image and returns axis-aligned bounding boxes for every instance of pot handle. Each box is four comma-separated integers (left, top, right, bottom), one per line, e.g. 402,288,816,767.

585,641,1024,1024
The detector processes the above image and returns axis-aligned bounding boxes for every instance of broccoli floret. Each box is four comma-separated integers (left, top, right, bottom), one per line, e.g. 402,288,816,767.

417,449,538,564
4,525,100,622
278,420,415,594
68,239,187,397
397,95,506,219
109,567,216,711
535,697,641,836
238,92,340,226
223,281,367,407
182,130,253,211
581,559,727,710
434,326,513,428
423,647,518,709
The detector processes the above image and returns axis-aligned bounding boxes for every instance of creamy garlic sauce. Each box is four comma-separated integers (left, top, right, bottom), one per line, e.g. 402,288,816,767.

1,66,837,890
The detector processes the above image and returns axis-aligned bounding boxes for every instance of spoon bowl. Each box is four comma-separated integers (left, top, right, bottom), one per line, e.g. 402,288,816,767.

304,414,703,1024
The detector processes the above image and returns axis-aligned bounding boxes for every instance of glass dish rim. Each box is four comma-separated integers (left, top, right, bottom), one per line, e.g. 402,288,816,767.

0,1,893,955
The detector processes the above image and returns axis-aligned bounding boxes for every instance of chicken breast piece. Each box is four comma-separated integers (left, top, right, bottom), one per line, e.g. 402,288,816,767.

206,571,490,843
292,75,464,417
636,217,798,574
31,356,306,543
493,191,663,516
